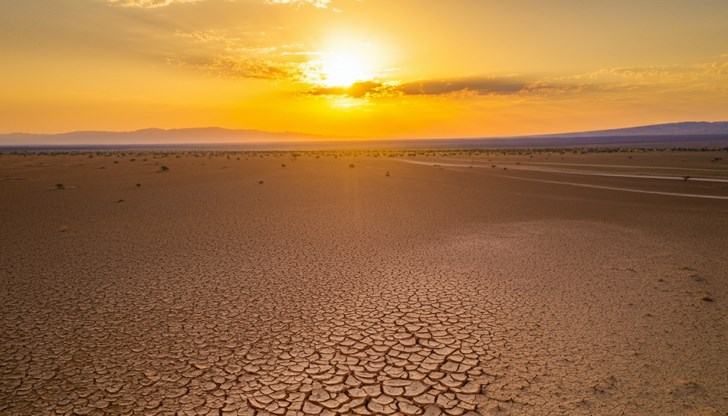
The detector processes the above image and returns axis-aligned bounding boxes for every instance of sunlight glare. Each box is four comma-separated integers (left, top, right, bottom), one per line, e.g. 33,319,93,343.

311,36,381,88
320,52,372,87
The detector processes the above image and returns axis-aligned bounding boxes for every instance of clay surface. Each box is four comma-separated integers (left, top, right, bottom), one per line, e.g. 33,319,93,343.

1,150,727,415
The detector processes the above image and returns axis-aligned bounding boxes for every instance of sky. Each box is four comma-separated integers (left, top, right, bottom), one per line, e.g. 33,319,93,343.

1,0,727,138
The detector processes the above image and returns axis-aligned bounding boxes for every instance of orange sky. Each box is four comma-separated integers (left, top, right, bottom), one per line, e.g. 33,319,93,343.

1,0,727,138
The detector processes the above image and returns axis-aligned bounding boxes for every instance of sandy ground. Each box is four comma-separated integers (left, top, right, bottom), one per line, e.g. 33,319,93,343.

1,150,727,416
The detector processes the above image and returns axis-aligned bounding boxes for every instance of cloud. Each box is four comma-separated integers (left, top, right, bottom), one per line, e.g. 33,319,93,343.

171,54,304,80
169,30,311,80
305,76,582,98
108,0,203,8
538,57,728,96
309,81,393,98
267,0,333,8
398,77,527,96
564,56,728,85
109,0,337,8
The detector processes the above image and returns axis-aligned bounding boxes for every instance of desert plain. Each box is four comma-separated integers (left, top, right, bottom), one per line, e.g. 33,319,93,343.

1,148,727,416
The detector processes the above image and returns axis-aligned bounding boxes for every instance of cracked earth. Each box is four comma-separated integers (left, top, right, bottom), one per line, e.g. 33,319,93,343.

1,152,727,415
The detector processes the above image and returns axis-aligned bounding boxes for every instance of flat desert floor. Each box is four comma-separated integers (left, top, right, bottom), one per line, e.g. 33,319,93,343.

1,149,727,416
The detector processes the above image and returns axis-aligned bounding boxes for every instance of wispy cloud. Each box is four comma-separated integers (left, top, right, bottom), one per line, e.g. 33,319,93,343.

266,0,333,9
170,30,310,80
110,0,338,8
561,57,728,86
108,0,203,8
398,77,527,96
308,81,392,98
305,77,579,98
170,54,305,80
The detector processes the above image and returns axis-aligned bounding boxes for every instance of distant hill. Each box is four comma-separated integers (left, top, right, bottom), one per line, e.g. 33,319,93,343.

0,127,333,146
535,121,728,138
1,122,727,149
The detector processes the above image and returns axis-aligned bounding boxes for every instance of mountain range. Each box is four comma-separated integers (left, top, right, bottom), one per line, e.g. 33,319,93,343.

0,127,328,146
1,122,727,148
537,121,728,138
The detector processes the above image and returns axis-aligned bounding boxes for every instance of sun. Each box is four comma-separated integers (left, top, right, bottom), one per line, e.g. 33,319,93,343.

319,51,373,88
308,36,382,88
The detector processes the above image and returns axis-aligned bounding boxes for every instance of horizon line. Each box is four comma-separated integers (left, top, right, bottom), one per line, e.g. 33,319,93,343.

2,120,728,142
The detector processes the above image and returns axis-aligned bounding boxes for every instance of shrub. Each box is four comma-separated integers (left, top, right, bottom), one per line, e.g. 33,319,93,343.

159,165,170,172
56,183,65,190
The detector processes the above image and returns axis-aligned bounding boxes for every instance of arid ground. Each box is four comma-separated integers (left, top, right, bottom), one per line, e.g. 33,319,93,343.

1,149,727,416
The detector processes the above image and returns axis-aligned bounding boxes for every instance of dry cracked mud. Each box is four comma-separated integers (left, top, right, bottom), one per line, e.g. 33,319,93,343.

1,151,727,415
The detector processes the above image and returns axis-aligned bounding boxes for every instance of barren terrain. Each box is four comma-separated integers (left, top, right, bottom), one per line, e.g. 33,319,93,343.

1,149,727,415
